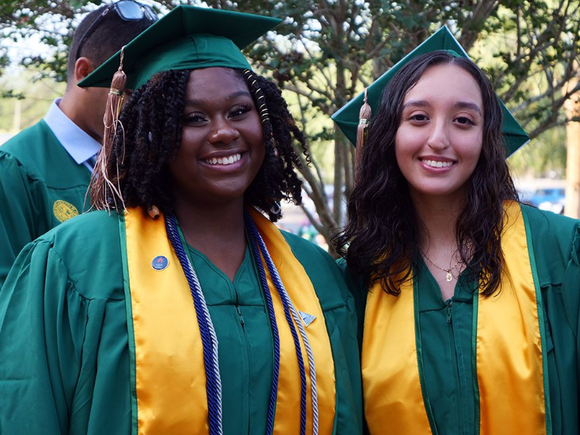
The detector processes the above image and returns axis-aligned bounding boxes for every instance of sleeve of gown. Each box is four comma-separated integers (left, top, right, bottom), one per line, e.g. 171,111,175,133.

563,223,580,430
558,221,580,394
0,240,87,435
569,225,580,380
0,152,39,288
336,258,367,347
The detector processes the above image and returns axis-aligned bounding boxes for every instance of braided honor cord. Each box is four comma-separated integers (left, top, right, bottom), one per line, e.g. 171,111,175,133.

166,214,223,435
245,210,320,435
247,226,282,435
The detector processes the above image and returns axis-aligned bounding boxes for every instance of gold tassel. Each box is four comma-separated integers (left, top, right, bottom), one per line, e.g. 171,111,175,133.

90,47,128,212
355,88,372,176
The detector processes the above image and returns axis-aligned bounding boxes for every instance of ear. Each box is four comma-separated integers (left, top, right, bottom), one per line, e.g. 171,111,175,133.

73,57,96,84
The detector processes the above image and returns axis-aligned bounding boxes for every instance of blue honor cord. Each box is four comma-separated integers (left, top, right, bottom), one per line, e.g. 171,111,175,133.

165,212,319,435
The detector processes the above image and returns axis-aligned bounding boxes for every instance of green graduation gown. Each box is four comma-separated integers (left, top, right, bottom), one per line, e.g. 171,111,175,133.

345,204,580,434
0,120,91,287
0,210,363,435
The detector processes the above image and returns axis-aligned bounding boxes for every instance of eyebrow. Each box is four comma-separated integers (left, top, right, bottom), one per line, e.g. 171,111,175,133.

403,99,482,116
185,90,252,106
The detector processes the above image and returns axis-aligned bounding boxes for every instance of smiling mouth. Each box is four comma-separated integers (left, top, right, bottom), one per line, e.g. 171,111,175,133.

204,153,242,166
420,159,454,168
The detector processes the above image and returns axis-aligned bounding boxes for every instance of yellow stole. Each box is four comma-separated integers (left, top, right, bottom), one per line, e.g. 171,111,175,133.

121,206,336,434
362,201,548,434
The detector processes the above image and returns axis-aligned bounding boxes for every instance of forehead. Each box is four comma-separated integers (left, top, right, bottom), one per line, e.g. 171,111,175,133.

403,63,482,106
185,67,249,98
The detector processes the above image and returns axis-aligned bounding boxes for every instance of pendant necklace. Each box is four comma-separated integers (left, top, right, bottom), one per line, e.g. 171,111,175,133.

421,250,463,282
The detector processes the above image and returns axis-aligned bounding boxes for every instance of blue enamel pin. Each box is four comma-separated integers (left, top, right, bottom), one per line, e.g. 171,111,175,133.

152,255,169,271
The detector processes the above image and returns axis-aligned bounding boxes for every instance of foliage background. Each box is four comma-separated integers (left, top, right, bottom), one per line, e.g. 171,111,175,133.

1,0,579,250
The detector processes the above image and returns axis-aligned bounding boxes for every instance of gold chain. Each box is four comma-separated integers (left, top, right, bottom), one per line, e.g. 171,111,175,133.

421,250,463,282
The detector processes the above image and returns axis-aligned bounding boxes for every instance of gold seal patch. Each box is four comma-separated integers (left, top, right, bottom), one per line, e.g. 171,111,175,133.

53,200,79,223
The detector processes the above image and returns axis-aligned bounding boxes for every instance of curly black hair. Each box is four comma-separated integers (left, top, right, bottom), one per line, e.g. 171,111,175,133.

334,51,519,297
91,68,309,222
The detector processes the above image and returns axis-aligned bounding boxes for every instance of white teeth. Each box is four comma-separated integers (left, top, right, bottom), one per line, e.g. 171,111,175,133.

422,159,452,168
205,154,242,166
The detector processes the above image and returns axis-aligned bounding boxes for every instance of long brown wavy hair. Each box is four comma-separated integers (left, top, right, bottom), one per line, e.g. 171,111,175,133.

334,51,519,296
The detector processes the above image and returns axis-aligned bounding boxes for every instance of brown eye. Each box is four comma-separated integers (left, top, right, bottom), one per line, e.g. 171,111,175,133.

455,116,475,126
409,114,429,122
229,104,252,118
184,113,207,124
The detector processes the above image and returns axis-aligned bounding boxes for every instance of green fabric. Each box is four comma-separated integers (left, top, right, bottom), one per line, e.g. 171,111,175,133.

0,211,363,435
523,205,554,433
79,6,281,90
0,120,91,288
344,204,580,435
331,26,530,157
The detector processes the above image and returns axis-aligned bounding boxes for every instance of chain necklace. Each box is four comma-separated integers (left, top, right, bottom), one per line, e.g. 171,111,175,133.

421,250,463,282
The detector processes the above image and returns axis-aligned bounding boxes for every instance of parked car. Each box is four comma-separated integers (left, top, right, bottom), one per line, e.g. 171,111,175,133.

526,187,566,214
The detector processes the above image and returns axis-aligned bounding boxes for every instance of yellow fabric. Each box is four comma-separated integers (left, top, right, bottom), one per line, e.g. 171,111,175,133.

249,208,336,435
125,207,208,435
362,201,545,434
362,277,432,433
124,206,336,434
477,200,545,435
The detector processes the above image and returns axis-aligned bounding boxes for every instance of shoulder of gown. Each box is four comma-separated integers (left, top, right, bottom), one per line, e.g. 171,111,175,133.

521,203,580,338
6,210,125,301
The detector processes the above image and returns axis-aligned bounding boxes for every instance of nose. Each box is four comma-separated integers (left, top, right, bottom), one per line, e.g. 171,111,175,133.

427,120,450,150
208,119,240,145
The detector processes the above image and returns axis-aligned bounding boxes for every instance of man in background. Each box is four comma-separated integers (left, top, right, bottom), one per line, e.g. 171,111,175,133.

0,1,157,287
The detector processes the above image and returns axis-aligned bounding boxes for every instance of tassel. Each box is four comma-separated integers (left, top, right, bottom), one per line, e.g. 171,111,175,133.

90,47,128,212
355,88,372,178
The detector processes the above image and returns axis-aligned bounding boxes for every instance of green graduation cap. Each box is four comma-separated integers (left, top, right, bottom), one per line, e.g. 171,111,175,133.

79,5,282,90
332,26,530,157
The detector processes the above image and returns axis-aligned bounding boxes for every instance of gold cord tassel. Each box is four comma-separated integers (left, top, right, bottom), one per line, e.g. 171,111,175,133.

90,47,128,212
355,88,372,176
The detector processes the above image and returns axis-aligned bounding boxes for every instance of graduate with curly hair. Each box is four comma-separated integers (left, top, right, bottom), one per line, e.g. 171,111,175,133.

333,27,580,435
0,6,362,435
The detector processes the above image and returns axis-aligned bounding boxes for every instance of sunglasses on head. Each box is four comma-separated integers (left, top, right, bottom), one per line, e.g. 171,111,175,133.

75,0,158,60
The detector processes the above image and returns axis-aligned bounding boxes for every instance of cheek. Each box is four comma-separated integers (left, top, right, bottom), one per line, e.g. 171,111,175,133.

246,118,265,162
394,128,415,165
460,130,484,164
250,117,264,145
178,129,203,156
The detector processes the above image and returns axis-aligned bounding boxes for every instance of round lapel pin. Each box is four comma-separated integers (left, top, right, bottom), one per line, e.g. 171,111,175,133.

152,255,169,271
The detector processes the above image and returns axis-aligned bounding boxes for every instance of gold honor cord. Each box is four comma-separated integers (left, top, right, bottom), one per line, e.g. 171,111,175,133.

362,201,547,434
122,207,336,434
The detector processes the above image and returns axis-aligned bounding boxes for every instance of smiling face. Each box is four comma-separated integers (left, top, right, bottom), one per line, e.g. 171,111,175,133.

395,63,484,205
168,67,264,208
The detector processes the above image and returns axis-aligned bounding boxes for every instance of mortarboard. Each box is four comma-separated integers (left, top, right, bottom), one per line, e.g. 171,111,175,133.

79,5,282,90
331,26,530,157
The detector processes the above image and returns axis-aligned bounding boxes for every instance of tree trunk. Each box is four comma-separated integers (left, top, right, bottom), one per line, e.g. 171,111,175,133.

564,75,580,219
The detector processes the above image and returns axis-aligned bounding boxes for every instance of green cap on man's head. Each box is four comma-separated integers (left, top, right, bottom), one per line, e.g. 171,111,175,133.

331,26,529,157
79,5,281,90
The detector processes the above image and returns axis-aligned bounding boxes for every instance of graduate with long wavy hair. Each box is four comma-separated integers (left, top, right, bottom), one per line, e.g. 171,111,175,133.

0,6,362,435
333,27,580,435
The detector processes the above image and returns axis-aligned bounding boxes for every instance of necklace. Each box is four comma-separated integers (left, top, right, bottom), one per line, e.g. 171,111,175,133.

421,250,463,282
